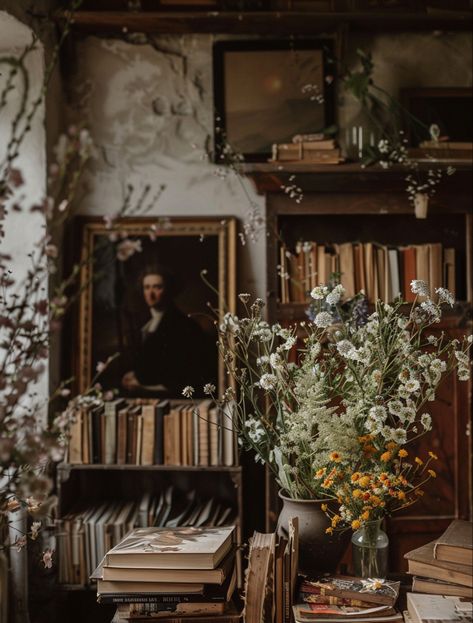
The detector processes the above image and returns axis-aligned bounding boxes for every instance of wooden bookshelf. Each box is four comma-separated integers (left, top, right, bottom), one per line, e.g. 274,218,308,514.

256,164,473,571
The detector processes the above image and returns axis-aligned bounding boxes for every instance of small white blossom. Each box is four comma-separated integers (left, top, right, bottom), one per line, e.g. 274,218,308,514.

280,336,296,351
259,373,277,391
403,379,420,393
410,280,430,297
435,287,454,307
203,383,216,395
182,386,194,398
310,285,329,300
391,428,407,445
269,353,284,370
314,311,332,328
420,413,432,430
369,405,387,421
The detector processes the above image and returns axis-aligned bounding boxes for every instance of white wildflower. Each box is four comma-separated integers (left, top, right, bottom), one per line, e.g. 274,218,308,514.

182,386,194,398
238,293,251,304
269,353,284,370
427,335,438,345
403,379,420,393
314,311,332,328
435,287,454,307
203,383,216,395
30,521,41,541
390,428,407,445
388,400,403,415
336,340,356,358
256,356,269,366
420,300,441,323
458,368,470,382
220,312,239,334
280,336,296,351
420,413,432,430
369,405,387,421
326,285,345,306
410,280,430,297
399,406,416,424
259,373,277,391
454,351,469,366
467,334,472,344
310,285,329,300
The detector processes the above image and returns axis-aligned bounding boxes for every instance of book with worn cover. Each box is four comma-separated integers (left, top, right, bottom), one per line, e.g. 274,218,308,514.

292,603,398,620
104,526,235,570
404,541,473,588
433,520,473,567
411,576,473,599
406,593,469,623
115,601,242,623
299,577,400,607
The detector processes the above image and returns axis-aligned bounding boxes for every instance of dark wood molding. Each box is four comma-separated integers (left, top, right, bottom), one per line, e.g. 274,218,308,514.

56,9,472,35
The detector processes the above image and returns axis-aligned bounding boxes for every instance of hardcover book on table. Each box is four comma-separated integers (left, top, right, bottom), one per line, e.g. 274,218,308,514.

299,576,400,607
104,526,235,570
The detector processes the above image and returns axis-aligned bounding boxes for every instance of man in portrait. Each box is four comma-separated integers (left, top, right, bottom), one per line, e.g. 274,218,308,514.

120,264,215,397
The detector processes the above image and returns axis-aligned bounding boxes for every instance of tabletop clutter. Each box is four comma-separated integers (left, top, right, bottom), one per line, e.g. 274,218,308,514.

94,519,472,623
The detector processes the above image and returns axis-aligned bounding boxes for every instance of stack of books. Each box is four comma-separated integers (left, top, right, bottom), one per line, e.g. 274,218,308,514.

271,133,343,165
405,520,473,600
294,576,402,623
57,489,236,585
67,399,237,467
279,241,456,304
404,594,472,623
408,141,473,163
92,526,240,622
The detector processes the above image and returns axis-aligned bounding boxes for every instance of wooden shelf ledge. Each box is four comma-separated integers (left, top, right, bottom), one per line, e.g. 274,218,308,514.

57,462,242,472
56,9,472,35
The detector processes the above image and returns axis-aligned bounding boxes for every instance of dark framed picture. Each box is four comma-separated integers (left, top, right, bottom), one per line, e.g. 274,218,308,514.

76,217,237,398
213,39,336,162
401,87,473,146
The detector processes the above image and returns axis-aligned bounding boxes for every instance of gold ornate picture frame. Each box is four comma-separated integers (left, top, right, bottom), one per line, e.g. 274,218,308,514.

76,217,237,397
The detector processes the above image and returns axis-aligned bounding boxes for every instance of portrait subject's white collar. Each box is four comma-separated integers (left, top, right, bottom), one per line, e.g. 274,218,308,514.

142,307,164,335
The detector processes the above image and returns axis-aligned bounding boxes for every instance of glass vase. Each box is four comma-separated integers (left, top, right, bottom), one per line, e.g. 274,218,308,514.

351,519,389,579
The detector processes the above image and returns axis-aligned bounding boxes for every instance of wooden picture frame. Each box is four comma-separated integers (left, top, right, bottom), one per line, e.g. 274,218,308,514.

213,39,336,162
76,217,237,397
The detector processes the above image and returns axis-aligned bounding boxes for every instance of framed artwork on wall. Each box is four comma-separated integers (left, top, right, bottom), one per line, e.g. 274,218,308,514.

213,39,336,162
75,217,237,398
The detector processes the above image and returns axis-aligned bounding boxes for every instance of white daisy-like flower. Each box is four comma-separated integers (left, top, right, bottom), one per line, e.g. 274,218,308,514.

390,428,407,445
388,400,402,415
269,353,284,370
310,285,329,300
430,358,446,372
280,336,296,351
420,413,432,430
435,287,454,307
454,351,469,366
182,386,194,398
420,300,441,322
256,355,269,366
399,406,416,423
220,312,239,334
403,379,420,393
410,279,430,297
369,405,387,421
427,335,438,345
337,339,356,358
203,383,216,395
314,311,332,328
458,368,470,382
259,373,277,391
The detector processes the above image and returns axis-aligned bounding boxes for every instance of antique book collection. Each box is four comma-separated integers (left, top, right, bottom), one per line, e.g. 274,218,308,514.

92,527,240,622
57,489,236,586
279,241,456,304
67,399,237,467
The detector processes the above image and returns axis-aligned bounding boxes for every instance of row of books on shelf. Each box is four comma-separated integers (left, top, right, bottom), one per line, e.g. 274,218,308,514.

93,526,240,622
279,241,457,304
57,487,236,585
67,398,237,467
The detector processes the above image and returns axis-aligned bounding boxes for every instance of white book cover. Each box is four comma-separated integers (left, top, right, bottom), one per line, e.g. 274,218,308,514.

407,593,465,623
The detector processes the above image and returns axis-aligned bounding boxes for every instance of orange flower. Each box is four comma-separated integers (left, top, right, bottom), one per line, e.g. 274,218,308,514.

429,451,438,460
352,489,363,499
330,452,342,463
380,451,391,462
358,476,370,488
397,491,406,500
351,472,361,482
361,510,370,521
321,503,328,512
331,514,341,527
415,457,423,466
316,468,326,478
386,441,397,451
351,519,361,530
326,527,334,535
398,449,408,458
428,469,437,478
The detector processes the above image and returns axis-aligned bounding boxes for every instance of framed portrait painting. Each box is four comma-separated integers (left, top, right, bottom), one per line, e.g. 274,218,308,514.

213,39,336,162
76,217,236,398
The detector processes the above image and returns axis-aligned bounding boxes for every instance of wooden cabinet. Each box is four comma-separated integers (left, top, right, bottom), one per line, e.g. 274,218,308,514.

248,163,473,570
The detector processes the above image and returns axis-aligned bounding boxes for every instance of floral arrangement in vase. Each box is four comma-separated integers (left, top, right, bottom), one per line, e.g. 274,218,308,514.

209,281,471,574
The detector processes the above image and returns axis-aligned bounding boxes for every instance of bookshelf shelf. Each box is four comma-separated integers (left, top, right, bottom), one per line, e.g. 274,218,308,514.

58,463,242,472
56,9,472,35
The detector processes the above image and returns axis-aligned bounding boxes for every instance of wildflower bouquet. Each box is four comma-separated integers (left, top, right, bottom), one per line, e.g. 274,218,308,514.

216,283,471,511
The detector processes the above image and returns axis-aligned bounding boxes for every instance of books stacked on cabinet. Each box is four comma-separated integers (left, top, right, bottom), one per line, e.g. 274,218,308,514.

57,488,236,585
92,526,241,622
405,520,473,601
279,241,456,304
408,141,473,163
67,399,237,467
271,134,343,165
294,576,402,623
